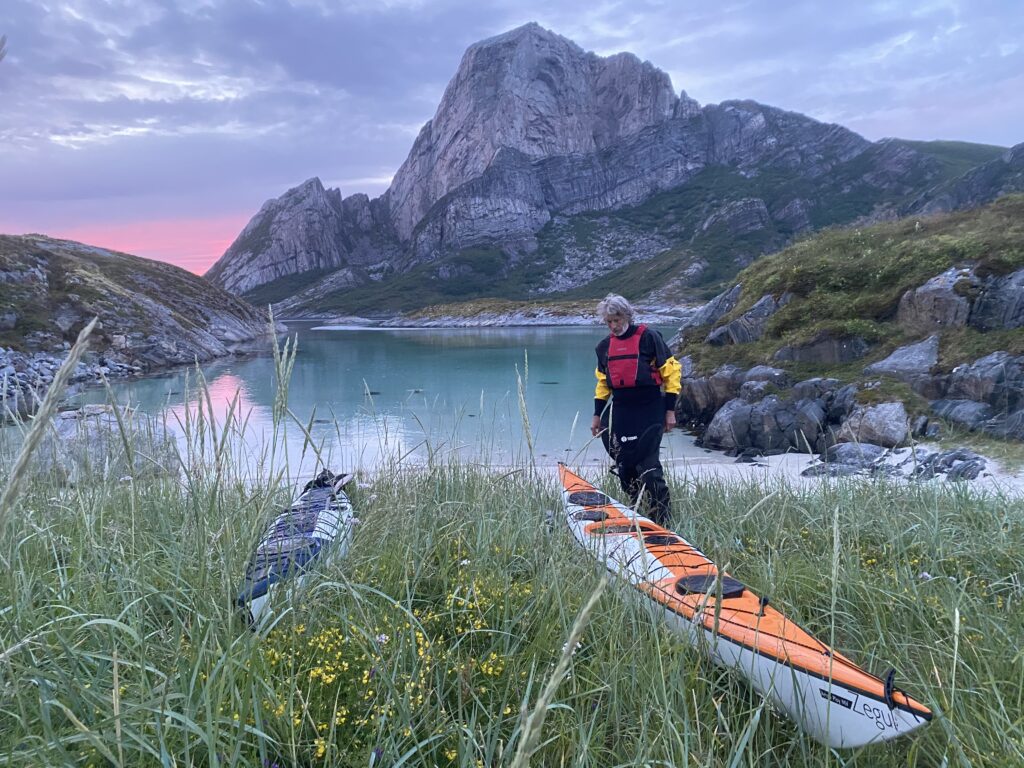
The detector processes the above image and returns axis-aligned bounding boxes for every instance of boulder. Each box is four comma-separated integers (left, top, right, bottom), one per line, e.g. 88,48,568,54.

702,394,828,455
863,335,939,379
836,401,909,448
897,267,975,332
930,399,994,430
822,441,888,468
944,352,1024,411
983,409,1024,441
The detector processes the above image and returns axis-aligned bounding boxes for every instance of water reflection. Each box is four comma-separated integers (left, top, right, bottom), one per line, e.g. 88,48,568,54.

73,324,703,478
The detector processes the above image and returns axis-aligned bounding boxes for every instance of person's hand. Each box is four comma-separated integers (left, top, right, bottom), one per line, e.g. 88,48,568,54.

664,410,676,433
590,415,603,437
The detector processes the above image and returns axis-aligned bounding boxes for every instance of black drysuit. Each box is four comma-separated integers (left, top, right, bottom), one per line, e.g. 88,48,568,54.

594,325,681,527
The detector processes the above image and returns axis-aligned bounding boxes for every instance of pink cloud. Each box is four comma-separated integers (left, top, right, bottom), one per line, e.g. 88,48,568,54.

36,215,249,275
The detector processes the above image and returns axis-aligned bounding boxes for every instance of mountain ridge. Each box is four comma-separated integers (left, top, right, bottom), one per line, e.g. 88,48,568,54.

204,23,1019,316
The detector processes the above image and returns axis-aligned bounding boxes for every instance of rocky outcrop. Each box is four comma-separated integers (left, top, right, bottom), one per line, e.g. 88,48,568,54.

803,445,988,482
909,142,1024,215
683,372,857,455
706,293,791,346
0,234,277,413
898,267,974,331
943,352,1023,411
774,334,870,364
698,198,773,238
863,335,939,380
668,284,742,347
969,268,1024,331
206,179,399,296
897,266,1024,333
702,395,829,455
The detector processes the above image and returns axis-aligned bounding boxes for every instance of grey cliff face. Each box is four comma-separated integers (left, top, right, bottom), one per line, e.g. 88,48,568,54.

206,178,398,295
386,23,678,243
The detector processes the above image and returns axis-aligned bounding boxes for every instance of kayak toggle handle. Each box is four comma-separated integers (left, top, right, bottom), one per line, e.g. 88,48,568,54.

883,668,898,709
758,596,769,616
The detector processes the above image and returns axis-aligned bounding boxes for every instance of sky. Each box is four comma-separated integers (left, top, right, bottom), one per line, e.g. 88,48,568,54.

1,0,1022,274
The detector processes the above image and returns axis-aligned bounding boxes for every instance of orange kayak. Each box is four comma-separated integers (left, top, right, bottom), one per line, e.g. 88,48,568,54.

558,463,932,748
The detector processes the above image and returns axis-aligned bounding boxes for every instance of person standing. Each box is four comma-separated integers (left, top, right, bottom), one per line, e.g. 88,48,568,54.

589,294,682,527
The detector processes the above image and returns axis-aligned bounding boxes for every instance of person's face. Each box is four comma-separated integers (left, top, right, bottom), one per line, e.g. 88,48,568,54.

605,313,629,337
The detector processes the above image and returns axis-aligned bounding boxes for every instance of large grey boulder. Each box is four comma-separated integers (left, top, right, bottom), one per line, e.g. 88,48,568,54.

944,352,1024,411
702,394,829,455
983,410,1024,441
930,399,994,430
897,267,975,332
836,402,909,448
863,335,939,379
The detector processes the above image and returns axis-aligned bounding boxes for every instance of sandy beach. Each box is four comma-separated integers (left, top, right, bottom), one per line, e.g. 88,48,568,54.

558,431,1024,498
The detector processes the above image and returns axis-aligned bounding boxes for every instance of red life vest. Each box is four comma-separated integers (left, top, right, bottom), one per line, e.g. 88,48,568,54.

606,324,663,389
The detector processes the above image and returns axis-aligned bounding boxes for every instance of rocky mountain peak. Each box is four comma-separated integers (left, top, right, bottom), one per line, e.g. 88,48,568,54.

206,176,347,295
385,22,680,241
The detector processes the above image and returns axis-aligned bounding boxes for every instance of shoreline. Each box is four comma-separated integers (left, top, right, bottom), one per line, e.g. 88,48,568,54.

282,304,689,330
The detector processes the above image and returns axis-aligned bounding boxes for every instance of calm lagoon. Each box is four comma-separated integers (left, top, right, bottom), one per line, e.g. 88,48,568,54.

79,322,711,478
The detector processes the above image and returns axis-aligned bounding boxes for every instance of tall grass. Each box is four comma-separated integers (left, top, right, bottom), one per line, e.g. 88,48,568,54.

0,353,1022,766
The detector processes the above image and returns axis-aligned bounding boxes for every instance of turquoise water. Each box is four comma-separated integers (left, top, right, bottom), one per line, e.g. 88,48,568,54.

78,322,708,476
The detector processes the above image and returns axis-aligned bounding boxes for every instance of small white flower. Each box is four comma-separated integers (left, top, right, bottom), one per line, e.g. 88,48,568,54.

561,641,582,656
459,559,471,567
375,633,389,645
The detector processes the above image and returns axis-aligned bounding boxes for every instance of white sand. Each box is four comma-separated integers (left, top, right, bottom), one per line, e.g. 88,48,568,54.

556,432,1024,498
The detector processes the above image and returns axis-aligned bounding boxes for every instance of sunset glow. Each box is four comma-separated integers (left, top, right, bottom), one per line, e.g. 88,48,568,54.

52,215,249,275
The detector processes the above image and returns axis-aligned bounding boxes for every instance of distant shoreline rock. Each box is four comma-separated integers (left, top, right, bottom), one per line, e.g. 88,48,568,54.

299,304,686,329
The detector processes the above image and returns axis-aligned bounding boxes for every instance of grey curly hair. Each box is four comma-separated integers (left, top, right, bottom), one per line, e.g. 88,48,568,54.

596,293,634,322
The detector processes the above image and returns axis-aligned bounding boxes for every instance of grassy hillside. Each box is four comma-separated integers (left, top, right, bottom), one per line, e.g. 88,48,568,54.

892,139,1007,178
676,194,1024,380
0,235,266,351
